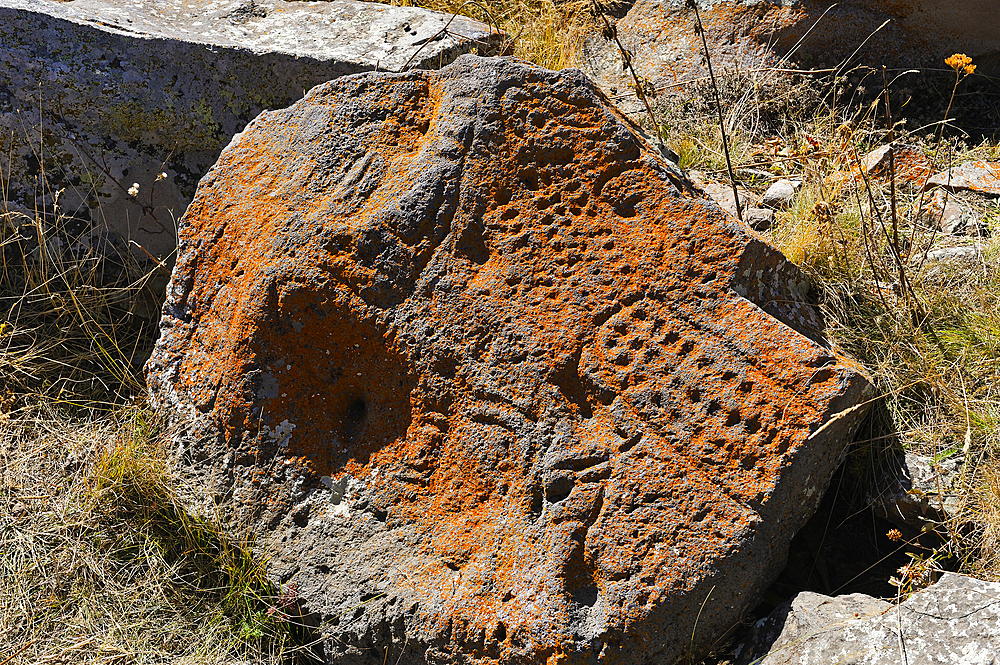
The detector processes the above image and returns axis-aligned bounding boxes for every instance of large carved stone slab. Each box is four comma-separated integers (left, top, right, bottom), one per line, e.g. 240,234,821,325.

0,0,499,257
147,55,871,664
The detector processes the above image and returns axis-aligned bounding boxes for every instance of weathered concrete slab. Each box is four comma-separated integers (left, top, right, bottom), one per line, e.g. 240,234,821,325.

738,573,1000,665
148,55,871,665
0,0,499,258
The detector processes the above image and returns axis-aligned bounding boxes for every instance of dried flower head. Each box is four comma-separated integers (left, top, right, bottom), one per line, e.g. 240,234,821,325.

945,53,976,75
127,182,140,197
887,528,902,541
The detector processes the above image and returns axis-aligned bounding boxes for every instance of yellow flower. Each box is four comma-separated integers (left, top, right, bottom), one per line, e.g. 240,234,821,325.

945,53,976,75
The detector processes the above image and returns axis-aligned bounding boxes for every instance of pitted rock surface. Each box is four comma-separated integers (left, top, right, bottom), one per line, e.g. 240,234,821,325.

0,0,498,257
148,55,871,664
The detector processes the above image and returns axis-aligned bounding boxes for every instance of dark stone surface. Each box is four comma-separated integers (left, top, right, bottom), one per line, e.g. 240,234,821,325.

148,55,871,664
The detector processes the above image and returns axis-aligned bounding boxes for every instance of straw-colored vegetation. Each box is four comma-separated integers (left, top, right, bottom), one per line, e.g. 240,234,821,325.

656,60,1000,584
382,0,592,69
3,0,1000,661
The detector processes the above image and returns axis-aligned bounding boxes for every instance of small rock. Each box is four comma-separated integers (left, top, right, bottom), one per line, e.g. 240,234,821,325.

922,245,982,263
700,181,757,221
760,179,801,210
738,573,1000,665
63,452,81,473
870,452,963,529
925,161,1000,196
860,143,931,183
10,501,27,518
744,207,776,231
914,188,979,235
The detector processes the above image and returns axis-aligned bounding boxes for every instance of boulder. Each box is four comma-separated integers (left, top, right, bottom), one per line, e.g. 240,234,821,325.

860,144,931,185
0,0,499,258
737,573,1000,665
734,591,891,665
913,189,980,236
147,55,871,664
577,0,1000,113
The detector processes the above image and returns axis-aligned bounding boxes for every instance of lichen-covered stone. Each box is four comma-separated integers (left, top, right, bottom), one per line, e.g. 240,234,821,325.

0,0,498,257
926,161,1000,197
147,55,871,665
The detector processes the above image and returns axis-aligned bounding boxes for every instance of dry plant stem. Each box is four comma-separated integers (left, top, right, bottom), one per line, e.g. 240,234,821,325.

777,2,838,67
915,68,966,272
688,584,715,665
850,170,892,312
880,68,909,309
591,0,660,141
66,135,171,236
850,137,915,307
401,9,464,70
687,0,742,223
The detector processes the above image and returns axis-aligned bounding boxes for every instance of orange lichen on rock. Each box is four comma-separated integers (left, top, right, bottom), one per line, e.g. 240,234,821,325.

147,56,871,665
859,144,933,184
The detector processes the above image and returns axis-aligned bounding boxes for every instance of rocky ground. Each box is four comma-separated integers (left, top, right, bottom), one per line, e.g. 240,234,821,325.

2,0,999,663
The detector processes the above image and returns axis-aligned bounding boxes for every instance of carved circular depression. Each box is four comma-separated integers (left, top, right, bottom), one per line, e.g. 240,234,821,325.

247,284,414,476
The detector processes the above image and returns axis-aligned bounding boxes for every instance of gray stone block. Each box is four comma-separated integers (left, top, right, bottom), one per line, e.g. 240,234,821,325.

0,0,499,258
738,573,1000,665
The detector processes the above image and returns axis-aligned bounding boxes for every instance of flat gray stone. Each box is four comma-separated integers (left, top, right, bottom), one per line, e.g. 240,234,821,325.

693,176,756,219
735,592,891,665
923,246,982,263
761,179,801,210
925,161,1000,197
0,0,499,257
739,573,1000,665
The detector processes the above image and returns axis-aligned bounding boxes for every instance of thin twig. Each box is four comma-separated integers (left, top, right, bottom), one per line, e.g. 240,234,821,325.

689,584,716,664
591,0,661,143
880,68,908,309
687,0,742,222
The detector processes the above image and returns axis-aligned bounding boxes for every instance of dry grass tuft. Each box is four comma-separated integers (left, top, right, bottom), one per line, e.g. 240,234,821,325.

0,403,314,664
0,195,165,410
382,0,591,69
0,122,313,662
